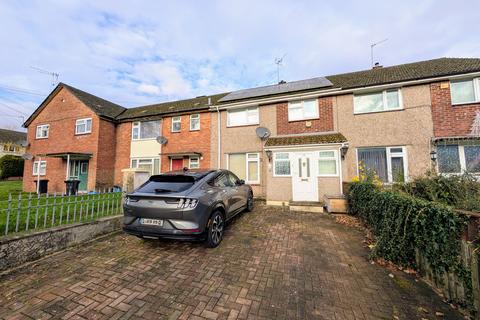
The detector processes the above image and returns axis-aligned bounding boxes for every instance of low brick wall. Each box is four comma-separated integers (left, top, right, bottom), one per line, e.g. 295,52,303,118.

0,215,122,272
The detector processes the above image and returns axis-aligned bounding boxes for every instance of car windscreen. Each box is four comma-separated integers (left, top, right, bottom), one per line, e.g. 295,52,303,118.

136,175,196,193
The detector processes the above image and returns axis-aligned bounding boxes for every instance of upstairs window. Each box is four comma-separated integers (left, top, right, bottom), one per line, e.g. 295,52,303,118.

354,89,402,114
190,114,200,131
132,120,160,140
288,99,318,121
36,124,49,139
450,78,480,104
171,117,181,132
75,118,92,135
227,107,259,127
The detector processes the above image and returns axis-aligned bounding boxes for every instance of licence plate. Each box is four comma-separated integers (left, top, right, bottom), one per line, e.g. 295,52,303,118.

140,218,164,226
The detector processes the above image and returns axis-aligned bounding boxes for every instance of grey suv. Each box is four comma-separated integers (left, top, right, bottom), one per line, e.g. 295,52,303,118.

123,169,254,247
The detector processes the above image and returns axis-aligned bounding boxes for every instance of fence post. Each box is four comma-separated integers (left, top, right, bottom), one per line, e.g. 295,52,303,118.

90,192,95,219
15,193,22,233
43,193,49,228
79,193,83,222
73,194,77,222
101,189,106,216
25,193,32,231
34,193,40,229
96,189,100,218
66,194,70,224
4,193,12,236
85,193,90,220
59,193,65,225
51,192,57,227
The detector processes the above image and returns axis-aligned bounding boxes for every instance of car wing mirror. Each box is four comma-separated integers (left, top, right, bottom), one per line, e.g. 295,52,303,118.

237,179,245,185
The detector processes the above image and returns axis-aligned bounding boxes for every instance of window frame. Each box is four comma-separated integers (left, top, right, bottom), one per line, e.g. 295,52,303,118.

189,156,200,169
317,150,339,177
226,152,260,184
353,88,403,115
75,118,92,135
189,114,200,131
32,160,47,176
437,144,480,174
130,157,160,175
171,116,181,133
287,99,319,121
273,152,291,177
450,78,480,105
131,120,160,141
356,146,408,183
226,107,259,127
36,124,49,139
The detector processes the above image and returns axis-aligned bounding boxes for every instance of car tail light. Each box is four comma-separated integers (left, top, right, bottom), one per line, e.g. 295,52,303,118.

177,198,198,209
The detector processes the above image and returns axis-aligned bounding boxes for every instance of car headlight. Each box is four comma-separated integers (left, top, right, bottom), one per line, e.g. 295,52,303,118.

177,198,198,209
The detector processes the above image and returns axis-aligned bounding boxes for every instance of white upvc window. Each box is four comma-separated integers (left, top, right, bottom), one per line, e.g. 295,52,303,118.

171,116,181,132
132,120,160,140
318,150,339,177
36,124,49,139
357,146,407,183
75,118,92,135
33,160,47,176
288,99,319,121
437,144,480,174
189,157,200,169
130,158,160,175
227,107,259,127
450,78,480,105
273,153,291,176
354,88,403,114
190,114,200,131
227,153,260,184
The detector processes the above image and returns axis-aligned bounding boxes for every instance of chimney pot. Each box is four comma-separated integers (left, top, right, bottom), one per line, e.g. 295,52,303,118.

373,62,383,69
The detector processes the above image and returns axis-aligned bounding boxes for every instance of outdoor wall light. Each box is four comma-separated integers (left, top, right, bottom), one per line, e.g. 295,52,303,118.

265,150,273,162
430,150,437,162
340,143,349,160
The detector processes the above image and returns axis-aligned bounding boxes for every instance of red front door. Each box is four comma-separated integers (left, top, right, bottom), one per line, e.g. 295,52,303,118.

171,158,184,171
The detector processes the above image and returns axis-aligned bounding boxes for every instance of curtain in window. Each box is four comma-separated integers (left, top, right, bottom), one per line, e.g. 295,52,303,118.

451,80,475,104
464,146,480,172
358,148,387,182
437,145,461,173
391,157,405,182
229,154,246,180
141,121,160,139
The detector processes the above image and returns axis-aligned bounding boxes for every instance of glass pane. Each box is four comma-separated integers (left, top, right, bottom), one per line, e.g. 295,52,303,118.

319,151,335,158
228,109,247,126
464,146,480,172
386,90,400,109
451,80,475,104
248,161,258,182
390,147,403,153
303,100,317,118
190,117,200,130
319,160,336,175
247,108,259,124
276,153,289,160
358,148,388,182
437,145,461,173
132,127,139,140
131,159,137,168
86,119,92,131
141,121,160,139
173,122,181,131
275,160,290,175
247,153,258,159
229,154,246,180
354,92,383,113
288,102,303,121
391,157,405,182
153,159,160,174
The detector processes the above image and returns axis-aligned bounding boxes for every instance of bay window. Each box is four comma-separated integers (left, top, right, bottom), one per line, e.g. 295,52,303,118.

437,144,480,174
318,150,338,176
357,146,407,182
450,78,480,105
228,153,260,183
132,120,160,140
354,89,402,114
273,153,291,176
227,107,259,127
288,99,318,121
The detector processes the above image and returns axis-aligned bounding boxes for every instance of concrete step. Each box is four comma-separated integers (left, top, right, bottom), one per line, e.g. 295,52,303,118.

288,201,324,213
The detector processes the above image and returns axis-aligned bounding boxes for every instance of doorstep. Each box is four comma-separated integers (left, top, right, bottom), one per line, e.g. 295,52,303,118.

266,200,325,213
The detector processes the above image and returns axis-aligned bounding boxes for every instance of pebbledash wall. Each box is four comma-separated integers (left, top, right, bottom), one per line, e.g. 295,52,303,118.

24,88,118,192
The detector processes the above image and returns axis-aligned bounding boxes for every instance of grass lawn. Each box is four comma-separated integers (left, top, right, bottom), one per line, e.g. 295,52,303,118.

0,180,123,236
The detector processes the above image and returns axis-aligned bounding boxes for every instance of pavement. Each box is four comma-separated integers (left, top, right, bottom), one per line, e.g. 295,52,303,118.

0,203,463,320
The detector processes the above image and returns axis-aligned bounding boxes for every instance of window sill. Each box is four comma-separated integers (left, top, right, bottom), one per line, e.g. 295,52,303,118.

35,137,48,140
132,138,158,141
189,129,200,132
226,123,260,128
287,117,319,123
75,132,91,136
170,131,181,133
451,101,480,107
353,108,404,116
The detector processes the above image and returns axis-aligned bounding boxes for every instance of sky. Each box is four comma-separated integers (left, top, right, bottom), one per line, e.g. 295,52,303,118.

0,0,479,131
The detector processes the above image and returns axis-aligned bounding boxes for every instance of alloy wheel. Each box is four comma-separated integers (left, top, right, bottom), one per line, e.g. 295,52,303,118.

211,215,224,245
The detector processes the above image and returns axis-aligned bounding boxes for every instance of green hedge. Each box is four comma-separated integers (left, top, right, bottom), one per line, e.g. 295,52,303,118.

0,155,24,179
348,182,467,273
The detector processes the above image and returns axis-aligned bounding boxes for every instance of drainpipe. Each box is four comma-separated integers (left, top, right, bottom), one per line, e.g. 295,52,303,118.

215,105,221,169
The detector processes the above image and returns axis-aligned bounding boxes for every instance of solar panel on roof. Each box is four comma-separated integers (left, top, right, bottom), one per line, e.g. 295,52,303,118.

219,77,333,102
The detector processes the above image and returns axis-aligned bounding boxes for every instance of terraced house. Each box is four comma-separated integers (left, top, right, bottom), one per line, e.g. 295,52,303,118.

22,57,480,206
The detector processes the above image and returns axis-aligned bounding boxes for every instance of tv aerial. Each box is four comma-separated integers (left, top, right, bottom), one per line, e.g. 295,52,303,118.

274,54,286,84
370,39,388,68
31,66,60,87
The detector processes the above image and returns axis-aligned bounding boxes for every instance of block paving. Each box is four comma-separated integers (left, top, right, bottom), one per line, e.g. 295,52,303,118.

0,204,463,319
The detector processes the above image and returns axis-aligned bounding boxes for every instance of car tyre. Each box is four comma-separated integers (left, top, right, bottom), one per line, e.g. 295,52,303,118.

206,211,224,248
245,192,254,212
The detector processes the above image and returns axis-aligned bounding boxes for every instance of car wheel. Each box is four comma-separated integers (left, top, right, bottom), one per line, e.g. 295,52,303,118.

206,211,224,248
246,192,254,212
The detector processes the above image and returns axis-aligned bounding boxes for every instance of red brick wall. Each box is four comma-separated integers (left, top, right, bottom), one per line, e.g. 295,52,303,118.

160,112,211,172
23,87,117,193
114,122,132,185
276,97,334,135
431,81,480,137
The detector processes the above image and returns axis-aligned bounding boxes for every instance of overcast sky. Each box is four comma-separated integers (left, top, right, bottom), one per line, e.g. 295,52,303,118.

0,0,479,131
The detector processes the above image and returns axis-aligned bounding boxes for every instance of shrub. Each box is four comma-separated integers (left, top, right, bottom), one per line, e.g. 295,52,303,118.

0,155,24,179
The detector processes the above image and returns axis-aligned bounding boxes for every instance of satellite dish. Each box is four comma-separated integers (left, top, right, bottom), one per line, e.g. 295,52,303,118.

156,136,168,145
22,153,33,160
255,127,271,140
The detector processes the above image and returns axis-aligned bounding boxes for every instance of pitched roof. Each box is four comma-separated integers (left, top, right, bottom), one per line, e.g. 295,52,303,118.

265,133,347,147
117,93,228,121
23,83,126,127
325,57,480,89
0,128,27,144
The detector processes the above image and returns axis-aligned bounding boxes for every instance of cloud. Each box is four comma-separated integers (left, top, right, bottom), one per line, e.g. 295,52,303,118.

137,83,160,95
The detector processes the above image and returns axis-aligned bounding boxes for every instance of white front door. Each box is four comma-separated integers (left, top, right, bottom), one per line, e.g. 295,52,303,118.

292,152,318,202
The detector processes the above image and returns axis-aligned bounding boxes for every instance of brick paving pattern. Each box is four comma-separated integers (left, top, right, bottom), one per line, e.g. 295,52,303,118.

0,204,462,319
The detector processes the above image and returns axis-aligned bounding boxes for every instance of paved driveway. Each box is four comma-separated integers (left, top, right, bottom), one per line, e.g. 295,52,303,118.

0,204,462,320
